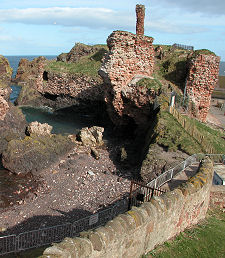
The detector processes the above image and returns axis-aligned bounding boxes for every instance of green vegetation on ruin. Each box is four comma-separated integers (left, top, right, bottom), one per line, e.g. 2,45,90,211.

192,48,216,57
144,208,225,258
137,77,162,91
46,45,108,80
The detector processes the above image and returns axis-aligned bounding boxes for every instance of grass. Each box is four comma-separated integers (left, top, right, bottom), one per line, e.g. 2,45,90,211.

184,115,225,154
137,77,162,91
144,208,225,258
155,111,203,154
46,46,108,80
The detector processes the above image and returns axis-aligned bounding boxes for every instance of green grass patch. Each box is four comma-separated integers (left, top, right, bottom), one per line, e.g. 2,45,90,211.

155,111,203,154
184,116,225,153
46,47,107,80
137,77,162,91
144,208,225,258
192,49,216,57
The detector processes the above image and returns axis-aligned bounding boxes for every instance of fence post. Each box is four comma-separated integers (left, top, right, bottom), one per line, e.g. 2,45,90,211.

170,169,174,179
183,160,186,170
154,178,157,188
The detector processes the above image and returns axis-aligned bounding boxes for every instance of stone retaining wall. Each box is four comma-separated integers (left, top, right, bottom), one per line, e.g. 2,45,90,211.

41,158,214,258
210,185,225,209
186,54,220,122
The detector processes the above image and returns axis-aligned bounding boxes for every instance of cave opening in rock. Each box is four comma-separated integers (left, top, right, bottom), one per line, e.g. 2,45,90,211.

43,71,48,81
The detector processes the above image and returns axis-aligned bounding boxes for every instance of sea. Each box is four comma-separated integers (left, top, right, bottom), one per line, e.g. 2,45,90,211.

5,55,99,135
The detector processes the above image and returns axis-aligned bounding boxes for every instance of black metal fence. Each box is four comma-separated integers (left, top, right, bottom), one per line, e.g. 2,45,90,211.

172,43,194,51
128,181,167,209
0,198,129,256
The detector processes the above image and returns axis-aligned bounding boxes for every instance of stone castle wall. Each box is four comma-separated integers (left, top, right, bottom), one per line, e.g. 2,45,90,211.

186,54,220,122
42,158,214,258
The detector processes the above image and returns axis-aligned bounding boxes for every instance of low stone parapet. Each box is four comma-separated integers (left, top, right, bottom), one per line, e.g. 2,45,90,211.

41,157,214,258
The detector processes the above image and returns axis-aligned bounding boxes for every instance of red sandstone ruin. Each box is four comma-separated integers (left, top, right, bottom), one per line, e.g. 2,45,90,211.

99,4,155,126
186,54,220,122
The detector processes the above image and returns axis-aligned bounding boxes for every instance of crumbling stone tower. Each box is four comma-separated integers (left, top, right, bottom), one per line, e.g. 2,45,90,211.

99,4,155,126
136,4,145,36
186,54,220,122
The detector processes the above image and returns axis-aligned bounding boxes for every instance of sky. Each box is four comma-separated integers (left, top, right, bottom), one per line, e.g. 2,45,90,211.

0,0,224,60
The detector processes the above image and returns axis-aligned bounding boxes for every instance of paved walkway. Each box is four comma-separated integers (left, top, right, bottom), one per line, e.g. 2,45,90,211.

161,163,199,191
161,163,225,191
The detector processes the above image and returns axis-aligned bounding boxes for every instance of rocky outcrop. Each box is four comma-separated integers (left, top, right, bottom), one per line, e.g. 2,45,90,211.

186,53,220,122
77,126,104,147
14,56,47,83
39,72,104,104
2,134,74,175
26,121,53,136
0,87,10,120
0,56,27,155
57,43,107,63
99,6,155,127
15,46,107,109
0,55,12,83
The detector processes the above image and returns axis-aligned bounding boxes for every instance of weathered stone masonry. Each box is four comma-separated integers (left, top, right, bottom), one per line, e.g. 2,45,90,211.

186,54,220,122
99,5,155,126
136,4,145,36
42,158,214,258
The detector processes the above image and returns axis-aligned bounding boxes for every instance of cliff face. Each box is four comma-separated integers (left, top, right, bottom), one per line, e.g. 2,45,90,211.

0,56,27,155
0,55,12,83
15,46,107,109
99,30,155,127
0,55,13,120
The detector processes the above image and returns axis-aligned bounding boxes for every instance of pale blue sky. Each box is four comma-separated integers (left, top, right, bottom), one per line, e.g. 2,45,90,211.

0,0,224,60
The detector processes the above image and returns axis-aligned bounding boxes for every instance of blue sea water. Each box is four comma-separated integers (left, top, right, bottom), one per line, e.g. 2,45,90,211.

219,61,225,76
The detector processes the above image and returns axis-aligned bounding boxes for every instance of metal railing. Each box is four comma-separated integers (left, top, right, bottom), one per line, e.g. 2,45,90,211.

147,153,224,189
172,43,194,51
129,181,167,209
0,198,129,256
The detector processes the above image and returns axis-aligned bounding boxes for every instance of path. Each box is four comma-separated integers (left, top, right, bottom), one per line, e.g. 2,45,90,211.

161,163,199,191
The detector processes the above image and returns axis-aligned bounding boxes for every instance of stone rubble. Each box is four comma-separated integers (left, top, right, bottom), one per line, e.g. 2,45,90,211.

26,121,53,136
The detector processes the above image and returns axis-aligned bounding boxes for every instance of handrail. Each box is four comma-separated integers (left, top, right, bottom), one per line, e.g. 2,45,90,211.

147,153,224,189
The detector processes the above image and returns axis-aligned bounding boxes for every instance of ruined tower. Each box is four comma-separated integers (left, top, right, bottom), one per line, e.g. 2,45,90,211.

136,4,145,36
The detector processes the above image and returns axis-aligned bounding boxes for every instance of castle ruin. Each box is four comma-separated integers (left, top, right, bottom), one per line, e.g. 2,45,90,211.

99,4,155,126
